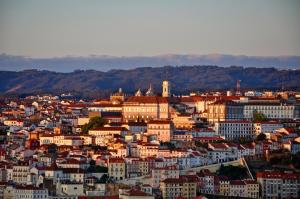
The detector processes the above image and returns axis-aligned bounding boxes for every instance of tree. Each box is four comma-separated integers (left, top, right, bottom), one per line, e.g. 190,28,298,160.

291,152,300,169
89,159,96,166
217,165,248,180
82,116,106,133
256,133,267,141
253,112,268,122
160,142,176,150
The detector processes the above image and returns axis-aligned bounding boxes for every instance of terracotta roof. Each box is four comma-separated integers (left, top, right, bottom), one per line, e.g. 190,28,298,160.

109,157,125,163
257,171,300,180
209,143,229,149
148,120,171,124
125,96,168,104
90,127,128,131
230,180,246,185
124,189,150,196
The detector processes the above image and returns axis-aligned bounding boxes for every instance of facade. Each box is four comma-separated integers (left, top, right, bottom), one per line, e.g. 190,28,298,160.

152,165,179,188
14,185,48,199
147,120,173,142
172,113,196,129
243,103,296,120
257,171,300,199
39,135,84,146
88,127,128,138
214,120,254,140
254,122,283,134
122,96,169,122
12,162,31,184
108,157,126,180
291,141,300,154
160,175,198,199
162,80,170,98
207,100,244,124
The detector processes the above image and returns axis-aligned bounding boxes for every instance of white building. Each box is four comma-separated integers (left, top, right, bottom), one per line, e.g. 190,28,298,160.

14,185,48,199
214,121,254,140
257,171,300,199
243,103,296,120
254,122,283,134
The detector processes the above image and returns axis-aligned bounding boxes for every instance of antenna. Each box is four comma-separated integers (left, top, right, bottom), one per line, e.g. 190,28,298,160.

236,80,241,96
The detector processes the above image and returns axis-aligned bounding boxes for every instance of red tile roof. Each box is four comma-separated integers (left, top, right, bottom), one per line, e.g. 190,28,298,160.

257,171,300,180
125,96,168,104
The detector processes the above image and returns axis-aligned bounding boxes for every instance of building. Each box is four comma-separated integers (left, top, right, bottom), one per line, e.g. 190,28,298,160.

207,100,244,124
244,180,259,199
254,121,283,134
14,185,48,199
291,141,300,155
214,120,254,140
160,175,198,199
12,161,31,184
229,180,247,198
152,165,179,188
122,96,169,122
162,80,170,98
119,188,154,199
243,102,296,120
172,113,196,129
147,120,173,142
88,127,128,138
108,157,126,181
257,171,300,199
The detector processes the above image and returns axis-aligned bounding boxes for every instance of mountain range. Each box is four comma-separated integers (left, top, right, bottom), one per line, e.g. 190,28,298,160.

1,54,300,72
1,65,299,98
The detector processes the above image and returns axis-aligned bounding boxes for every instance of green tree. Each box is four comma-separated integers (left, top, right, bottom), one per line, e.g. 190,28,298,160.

253,112,268,122
82,116,106,133
217,165,248,180
160,142,176,150
89,159,96,166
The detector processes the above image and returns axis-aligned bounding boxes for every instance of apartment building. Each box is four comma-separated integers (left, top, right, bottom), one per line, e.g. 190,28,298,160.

257,171,300,199
108,157,126,181
147,120,173,142
160,175,198,199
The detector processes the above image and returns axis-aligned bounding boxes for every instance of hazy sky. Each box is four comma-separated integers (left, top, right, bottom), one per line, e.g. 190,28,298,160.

0,0,299,58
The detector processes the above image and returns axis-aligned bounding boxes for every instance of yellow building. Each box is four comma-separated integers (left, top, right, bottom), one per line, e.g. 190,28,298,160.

219,179,230,197
122,96,169,122
172,113,195,129
160,175,198,199
244,180,259,199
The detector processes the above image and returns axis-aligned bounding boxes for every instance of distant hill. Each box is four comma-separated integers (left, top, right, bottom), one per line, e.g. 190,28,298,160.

0,66,299,97
1,54,300,72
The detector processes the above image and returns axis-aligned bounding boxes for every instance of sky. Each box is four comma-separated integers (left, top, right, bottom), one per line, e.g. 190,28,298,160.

0,0,300,58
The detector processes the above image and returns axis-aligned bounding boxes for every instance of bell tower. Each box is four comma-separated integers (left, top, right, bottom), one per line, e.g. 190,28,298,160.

162,80,170,97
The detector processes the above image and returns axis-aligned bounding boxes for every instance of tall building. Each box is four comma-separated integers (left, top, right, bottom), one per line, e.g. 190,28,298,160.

162,80,170,97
